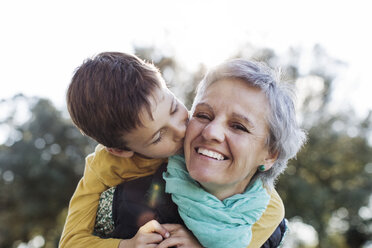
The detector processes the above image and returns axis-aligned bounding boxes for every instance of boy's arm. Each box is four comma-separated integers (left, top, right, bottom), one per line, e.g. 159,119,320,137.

59,158,120,248
247,188,285,248
59,145,165,248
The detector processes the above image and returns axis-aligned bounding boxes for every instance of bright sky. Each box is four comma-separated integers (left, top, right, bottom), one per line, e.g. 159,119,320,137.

1,0,371,118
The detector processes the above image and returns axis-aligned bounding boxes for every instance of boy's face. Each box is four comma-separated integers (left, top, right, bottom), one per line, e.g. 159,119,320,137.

123,85,189,158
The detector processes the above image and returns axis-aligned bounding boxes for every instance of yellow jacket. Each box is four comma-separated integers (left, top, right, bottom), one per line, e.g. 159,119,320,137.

59,145,164,248
248,188,284,247
59,144,284,248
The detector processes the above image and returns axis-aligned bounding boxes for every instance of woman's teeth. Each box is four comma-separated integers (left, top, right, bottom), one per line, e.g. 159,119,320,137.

197,148,224,161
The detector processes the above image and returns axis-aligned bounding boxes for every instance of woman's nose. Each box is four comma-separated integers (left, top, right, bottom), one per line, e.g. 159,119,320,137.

201,121,224,143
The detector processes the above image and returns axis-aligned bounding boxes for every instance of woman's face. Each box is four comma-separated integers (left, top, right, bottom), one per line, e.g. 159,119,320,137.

184,78,275,199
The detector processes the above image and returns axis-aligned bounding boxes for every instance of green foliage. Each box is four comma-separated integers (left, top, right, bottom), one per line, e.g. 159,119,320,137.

278,112,372,247
0,95,96,247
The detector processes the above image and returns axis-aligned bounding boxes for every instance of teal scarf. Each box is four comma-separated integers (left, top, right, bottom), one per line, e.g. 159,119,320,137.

163,155,270,248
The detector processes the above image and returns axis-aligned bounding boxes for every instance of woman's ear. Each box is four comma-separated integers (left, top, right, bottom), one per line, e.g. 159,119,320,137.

263,150,279,171
106,147,134,158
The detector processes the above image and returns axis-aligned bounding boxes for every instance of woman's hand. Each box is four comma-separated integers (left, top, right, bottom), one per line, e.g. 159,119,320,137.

156,224,203,248
119,220,170,248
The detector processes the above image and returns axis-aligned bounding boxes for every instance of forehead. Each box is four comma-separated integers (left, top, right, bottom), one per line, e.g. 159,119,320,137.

199,78,267,104
196,78,270,123
140,85,172,125
124,86,172,140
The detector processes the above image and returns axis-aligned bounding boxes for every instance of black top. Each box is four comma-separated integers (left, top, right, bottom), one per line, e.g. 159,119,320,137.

110,163,286,247
111,163,183,239
261,218,287,248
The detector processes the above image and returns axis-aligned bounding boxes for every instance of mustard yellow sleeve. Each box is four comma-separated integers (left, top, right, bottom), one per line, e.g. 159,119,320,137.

59,145,165,248
59,153,119,248
247,188,285,248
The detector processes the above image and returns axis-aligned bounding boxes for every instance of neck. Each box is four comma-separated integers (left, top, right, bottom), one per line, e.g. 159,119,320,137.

200,181,247,201
200,173,256,200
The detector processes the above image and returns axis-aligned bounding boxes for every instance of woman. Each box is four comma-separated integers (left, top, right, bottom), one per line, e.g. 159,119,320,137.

160,59,306,247
95,59,306,247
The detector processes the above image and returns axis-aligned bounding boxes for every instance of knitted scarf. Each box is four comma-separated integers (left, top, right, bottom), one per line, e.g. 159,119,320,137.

163,155,270,248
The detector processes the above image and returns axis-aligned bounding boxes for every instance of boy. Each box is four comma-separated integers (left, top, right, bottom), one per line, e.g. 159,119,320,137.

60,52,190,248
60,52,284,248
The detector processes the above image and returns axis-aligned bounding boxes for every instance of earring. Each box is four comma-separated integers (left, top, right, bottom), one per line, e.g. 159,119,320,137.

258,165,265,172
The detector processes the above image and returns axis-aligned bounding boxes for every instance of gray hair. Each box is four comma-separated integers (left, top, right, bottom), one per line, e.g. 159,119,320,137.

192,59,307,190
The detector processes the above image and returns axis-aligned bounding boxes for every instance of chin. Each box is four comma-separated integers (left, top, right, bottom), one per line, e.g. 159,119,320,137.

188,167,214,183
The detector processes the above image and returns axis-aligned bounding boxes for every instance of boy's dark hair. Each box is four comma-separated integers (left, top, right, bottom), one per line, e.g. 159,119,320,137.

67,52,162,149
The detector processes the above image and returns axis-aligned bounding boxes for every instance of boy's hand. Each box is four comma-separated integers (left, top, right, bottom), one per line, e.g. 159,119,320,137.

156,224,203,248
119,220,170,248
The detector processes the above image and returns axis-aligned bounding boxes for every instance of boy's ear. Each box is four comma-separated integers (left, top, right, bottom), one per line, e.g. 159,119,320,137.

106,147,134,158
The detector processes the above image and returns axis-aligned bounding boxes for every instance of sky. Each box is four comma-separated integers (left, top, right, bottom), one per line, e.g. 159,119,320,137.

1,0,371,118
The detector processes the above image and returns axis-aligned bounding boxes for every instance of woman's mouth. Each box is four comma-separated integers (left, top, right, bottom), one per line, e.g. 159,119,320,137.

196,147,227,161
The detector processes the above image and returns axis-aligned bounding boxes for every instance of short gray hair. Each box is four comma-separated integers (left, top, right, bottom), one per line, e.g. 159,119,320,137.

192,59,307,190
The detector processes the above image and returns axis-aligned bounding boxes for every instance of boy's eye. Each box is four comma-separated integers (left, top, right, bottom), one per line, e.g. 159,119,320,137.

152,129,166,145
152,134,162,144
171,103,179,115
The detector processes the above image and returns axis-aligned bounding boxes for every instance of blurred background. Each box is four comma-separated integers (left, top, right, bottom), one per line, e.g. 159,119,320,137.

1,0,371,247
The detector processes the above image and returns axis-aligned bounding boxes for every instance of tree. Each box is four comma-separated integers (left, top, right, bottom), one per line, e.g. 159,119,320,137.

278,111,372,247
270,46,372,247
0,95,96,247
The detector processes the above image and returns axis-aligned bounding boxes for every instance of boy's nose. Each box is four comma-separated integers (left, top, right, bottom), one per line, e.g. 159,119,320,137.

173,122,186,142
172,117,187,142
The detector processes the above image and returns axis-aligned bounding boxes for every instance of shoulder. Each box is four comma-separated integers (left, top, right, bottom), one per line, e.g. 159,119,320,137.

248,189,284,247
266,189,285,220
85,144,112,167
259,188,285,227
85,144,165,186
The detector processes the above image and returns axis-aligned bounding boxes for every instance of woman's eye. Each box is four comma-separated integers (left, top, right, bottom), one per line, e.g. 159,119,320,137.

232,123,248,132
195,112,211,120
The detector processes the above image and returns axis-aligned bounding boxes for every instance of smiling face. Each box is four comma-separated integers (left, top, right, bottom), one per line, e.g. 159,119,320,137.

184,78,277,199
123,85,189,158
